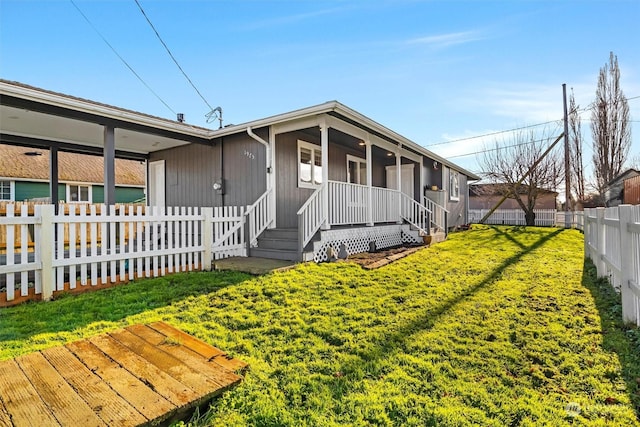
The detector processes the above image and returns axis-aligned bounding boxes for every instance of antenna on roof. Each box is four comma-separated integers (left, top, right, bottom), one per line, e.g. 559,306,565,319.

177,113,185,123
205,107,223,129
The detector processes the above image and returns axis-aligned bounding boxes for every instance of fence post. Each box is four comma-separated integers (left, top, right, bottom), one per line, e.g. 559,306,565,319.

618,205,635,324
595,207,606,277
202,207,213,271
583,209,590,260
39,205,55,301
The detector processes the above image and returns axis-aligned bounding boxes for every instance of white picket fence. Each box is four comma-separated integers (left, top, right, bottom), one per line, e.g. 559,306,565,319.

0,204,246,304
584,205,640,326
469,209,558,226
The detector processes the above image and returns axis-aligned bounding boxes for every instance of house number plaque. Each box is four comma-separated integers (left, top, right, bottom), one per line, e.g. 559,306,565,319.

244,149,255,160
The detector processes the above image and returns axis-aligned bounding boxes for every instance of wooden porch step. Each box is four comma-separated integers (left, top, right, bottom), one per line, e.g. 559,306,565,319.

0,322,248,427
256,237,298,251
259,228,298,240
249,247,299,262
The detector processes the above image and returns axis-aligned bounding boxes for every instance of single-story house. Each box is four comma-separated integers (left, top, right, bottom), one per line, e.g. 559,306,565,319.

0,143,144,203
0,79,479,262
469,183,558,210
605,168,640,207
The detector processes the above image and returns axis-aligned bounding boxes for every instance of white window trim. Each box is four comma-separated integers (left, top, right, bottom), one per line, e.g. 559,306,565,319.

0,180,15,201
346,154,367,185
449,170,460,201
66,183,93,203
297,140,322,189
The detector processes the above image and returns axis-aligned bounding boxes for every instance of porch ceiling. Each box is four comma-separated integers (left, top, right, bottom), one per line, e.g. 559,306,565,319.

0,80,212,157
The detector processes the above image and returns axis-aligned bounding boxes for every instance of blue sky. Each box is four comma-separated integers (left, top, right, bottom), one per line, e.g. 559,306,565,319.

1,0,639,179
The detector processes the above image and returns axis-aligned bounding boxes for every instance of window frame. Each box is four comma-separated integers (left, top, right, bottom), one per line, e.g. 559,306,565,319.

0,180,14,201
346,154,367,185
297,140,323,189
449,170,460,201
66,183,92,203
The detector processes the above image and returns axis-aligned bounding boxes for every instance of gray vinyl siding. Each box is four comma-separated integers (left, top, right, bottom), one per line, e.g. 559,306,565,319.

423,158,443,191
149,130,268,208
444,166,469,228
275,132,315,228
221,131,267,207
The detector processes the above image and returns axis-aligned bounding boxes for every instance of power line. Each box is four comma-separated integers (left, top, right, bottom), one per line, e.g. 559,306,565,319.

427,94,639,149
134,0,215,113
446,135,562,159
69,0,176,115
425,119,561,148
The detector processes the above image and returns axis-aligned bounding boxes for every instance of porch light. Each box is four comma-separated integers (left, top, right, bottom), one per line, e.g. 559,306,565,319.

358,141,365,146
387,152,394,157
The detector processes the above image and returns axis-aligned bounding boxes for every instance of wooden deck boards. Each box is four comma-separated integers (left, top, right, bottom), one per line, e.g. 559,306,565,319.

0,322,248,426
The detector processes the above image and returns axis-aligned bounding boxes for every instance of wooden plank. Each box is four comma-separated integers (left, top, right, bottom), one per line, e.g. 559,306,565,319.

16,351,107,427
147,322,249,372
88,333,198,407
41,345,147,427
66,339,175,422
126,324,242,389
0,400,12,427
0,359,61,426
107,329,220,396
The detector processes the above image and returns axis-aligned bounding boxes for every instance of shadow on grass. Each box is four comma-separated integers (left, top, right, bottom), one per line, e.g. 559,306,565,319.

0,270,251,345
581,259,640,421
340,227,566,371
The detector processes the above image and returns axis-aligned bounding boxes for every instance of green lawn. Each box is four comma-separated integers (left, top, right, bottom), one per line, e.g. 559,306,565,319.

1,225,639,426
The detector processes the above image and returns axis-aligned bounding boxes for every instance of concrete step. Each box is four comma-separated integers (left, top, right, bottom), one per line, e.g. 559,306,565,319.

249,247,299,262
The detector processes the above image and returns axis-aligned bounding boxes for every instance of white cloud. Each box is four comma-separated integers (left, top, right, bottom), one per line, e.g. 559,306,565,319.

240,7,348,31
406,30,485,49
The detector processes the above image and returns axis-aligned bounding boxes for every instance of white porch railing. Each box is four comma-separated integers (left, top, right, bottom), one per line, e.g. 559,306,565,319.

328,181,368,225
246,188,273,247
371,186,400,223
584,205,640,326
297,184,326,249
0,203,247,305
401,193,431,235
423,196,448,232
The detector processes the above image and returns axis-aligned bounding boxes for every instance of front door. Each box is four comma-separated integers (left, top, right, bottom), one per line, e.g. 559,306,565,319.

148,160,165,207
386,164,414,198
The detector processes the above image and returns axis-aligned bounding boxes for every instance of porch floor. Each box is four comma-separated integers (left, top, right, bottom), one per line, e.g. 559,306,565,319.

213,256,297,275
0,322,247,426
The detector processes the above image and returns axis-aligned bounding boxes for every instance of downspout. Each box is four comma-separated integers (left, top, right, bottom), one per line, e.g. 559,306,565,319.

246,126,271,187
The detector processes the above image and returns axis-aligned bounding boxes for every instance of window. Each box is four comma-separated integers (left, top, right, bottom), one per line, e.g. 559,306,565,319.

347,155,367,185
0,180,13,201
67,184,92,203
449,171,460,201
298,140,323,188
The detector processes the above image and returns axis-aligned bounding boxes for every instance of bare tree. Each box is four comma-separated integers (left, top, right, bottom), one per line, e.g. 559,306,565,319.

591,52,631,201
627,152,640,170
479,128,564,226
568,88,585,206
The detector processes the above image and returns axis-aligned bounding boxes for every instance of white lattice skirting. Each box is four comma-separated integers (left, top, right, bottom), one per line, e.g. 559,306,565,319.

312,225,422,263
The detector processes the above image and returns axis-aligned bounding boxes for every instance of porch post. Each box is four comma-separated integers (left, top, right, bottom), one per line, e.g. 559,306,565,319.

396,145,402,224
320,120,330,230
419,156,424,203
268,126,277,229
366,138,373,226
103,125,116,207
49,146,59,213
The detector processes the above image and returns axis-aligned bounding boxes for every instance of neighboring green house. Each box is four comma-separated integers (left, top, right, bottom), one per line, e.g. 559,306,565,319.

0,144,145,203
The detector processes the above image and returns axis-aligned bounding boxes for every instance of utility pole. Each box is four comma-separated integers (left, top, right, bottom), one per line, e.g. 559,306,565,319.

562,84,571,228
